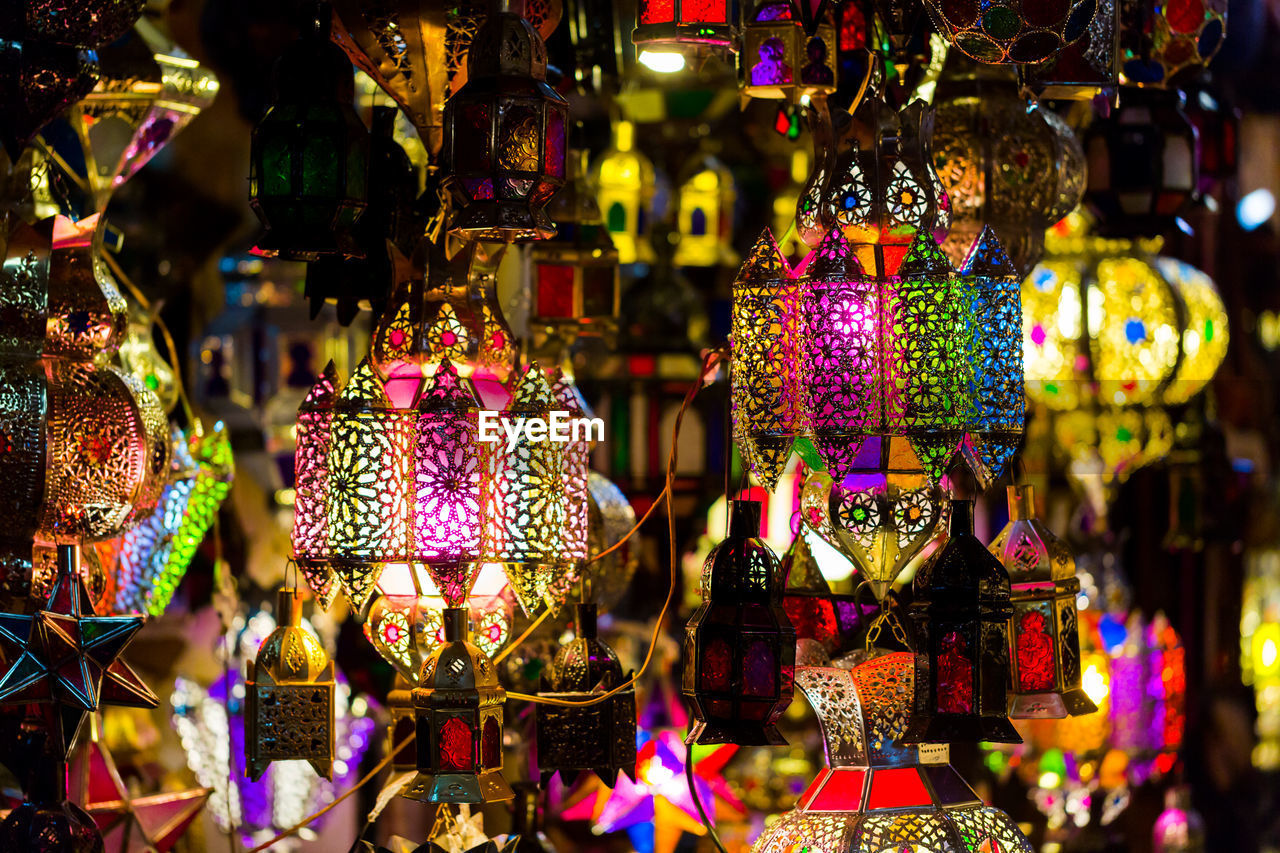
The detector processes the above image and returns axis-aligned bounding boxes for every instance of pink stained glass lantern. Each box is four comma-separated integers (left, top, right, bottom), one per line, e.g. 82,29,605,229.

293,361,340,608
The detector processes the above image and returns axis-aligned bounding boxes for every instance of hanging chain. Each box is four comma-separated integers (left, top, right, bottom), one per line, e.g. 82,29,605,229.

864,592,910,652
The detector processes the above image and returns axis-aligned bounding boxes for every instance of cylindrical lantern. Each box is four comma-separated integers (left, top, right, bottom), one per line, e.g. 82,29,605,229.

632,0,733,52
441,0,569,242
684,499,796,746
404,607,513,803
739,0,837,102
293,360,340,608
550,370,591,565
903,499,1020,744
248,5,370,261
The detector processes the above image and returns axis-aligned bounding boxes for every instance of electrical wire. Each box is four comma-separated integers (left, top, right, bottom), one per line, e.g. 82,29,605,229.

686,743,729,853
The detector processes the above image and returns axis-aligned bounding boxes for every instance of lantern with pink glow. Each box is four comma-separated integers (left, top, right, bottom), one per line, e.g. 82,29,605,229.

754,652,1033,853
989,485,1097,719
903,499,1020,744
739,0,837,102
632,0,733,53
683,499,796,746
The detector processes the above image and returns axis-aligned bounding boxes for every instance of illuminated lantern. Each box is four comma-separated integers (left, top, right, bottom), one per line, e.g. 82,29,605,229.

1119,0,1226,87
550,370,591,567
684,499,796,746
1082,88,1198,236
1147,611,1185,759
293,361,340,608
739,0,837,102
528,136,621,355
1242,539,1280,769
673,152,737,268
1155,256,1229,405
245,588,336,782
441,1,568,242
248,6,369,261
731,230,802,491
754,653,1033,853
1153,786,1206,853
931,56,1086,274
922,0,1101,64
536,601,638,786
593,119,655,265
1020,0,1120,98
903,499,1020,744
990,485,1097,718
1108,612,1152,753
632,0,732,53
404,607,513,804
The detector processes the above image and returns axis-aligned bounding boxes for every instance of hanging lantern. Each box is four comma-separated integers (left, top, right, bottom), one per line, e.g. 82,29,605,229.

248,4,370,261
739,0,837,102
931,55,1086,274
1020,0,1120,98
754,652,1033,853
0,0,143,49
244,588,336,782
989,485,1098,718
684,499,796,746
1081,88,1198,237
403,607,513,803
550,369,591,567
903,499,1020,745
292,361,340,608
593,119,656,265
673,151,737,268
536,601,638,786
632,0,733,53
442,0,568,242
922,0,1101,65
1118,0,1226,87
0,40,98,160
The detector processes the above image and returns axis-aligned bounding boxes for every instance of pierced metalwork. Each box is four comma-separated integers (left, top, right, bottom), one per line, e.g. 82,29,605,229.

551,371,591,566
923,0,1100,64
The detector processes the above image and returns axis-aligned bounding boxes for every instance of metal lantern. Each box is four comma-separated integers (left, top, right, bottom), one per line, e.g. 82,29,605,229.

442,0,569,242
248,4,370,261
931,56,1086,275
593,119,656,265
673,151,737,268
755,653,1033,853
683,499,795,746
739,0,837,102
1082,87,1198,237
1020,0,1120,98
245,588,336,782
292,361,340,608
903,499,1020,745
632,0,732,53
1119,0,1226,87
0,0,143,49
550,370,591,567
923,0,1101,64
536,602,638,786
0,39,99,160
989,485,1098,719
403,607,513,804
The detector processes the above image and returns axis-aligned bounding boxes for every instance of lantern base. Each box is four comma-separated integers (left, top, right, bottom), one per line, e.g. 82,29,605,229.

900,713,1021,745
400,769,514,804
632,23,734,50
252,224,363,264
684,719,788,747
449,202,556,243
1008,687,1099,720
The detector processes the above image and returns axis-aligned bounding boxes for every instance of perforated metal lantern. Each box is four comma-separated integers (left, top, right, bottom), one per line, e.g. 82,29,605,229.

739,0,837,102
632,0,733,52
989,485,1097,719
903,499,1020,745
403,607,513,804
442,0,568,242
248,6,370,261
923,0,1101,65
1118,0,1226,87
684,499,796,747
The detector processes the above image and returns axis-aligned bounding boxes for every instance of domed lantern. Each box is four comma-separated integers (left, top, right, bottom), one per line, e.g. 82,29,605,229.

403,607,513,804
923,0,1102,65
739,0,837,102
249,3,370,261
684,499,796,746
442,0,569,242
903,499,1020,744
989,485,1098,719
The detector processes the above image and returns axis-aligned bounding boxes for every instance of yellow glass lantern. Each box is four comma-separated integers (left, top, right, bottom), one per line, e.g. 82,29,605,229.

739,0,837,102
1155,256,1229,406
673,152,737,268
593,120,656,265
1242,537,1280,769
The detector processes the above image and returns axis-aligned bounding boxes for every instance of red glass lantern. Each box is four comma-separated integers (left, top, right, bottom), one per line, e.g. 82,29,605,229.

683,499,796,746
442,0,569,242
902,499,1020,744
632,0,733,52
1119,0,1226,87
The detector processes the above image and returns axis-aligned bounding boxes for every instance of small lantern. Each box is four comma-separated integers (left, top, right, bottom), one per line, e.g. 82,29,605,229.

683,499,796,746
1082,88,1198,236
245,588,336,781
922,0,1100,64
632,0,732,53
1119,0,1226,87
248,4,370,261
673,152,737,268
536,602,638,786
902,498,1020,745
989,485,1098,719
403,607,513,804
442,0,569,242
739,0,837,102
731,229,802,491
593,119,656,265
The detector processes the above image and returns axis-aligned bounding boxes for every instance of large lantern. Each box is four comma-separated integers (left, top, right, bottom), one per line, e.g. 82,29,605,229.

404,608,513,804
683,499,796,746
922,0,1101,65
593,119,656,265
739,0,837,102
442,0,569,242
903,499,1020,744
248,5,370,261
632,0,733,53
990,485,1098,718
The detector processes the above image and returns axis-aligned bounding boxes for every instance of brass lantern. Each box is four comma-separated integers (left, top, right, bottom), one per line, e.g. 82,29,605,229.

442,0,569,242
403,607,513,804
989,485,1098,719
902,499,1020,745
684,499,796,746
739,0,837,102
245,588,336,781
248,4,370,261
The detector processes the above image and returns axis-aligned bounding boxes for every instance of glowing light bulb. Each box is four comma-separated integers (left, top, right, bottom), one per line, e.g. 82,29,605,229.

638,50,686,73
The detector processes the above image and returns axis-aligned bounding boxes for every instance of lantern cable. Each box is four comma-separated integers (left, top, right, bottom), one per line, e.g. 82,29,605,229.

686,742,730,853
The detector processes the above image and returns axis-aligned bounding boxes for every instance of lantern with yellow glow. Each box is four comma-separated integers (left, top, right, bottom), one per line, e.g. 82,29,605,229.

593,120,656,265
739,0,837,102
673,152,737,268
632,0,733,53
922,0,1101,64
1242,538,1280,769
